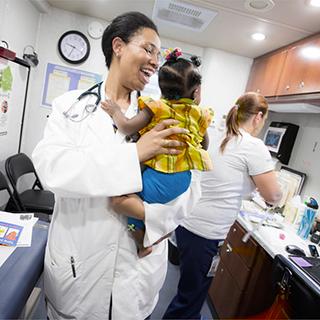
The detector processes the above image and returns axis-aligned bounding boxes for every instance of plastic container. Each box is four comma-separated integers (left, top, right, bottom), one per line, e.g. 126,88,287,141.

297,197,319,240
283,195,302,224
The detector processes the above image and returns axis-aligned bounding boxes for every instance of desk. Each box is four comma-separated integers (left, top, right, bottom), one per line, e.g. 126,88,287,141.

0,221,48,319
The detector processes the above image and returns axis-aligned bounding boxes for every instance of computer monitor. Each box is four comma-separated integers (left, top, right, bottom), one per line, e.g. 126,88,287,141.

264,126,286,153
263,122,299,165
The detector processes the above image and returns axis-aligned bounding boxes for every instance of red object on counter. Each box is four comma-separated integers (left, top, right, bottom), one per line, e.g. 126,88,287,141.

0,47,16,60
279,233,286,240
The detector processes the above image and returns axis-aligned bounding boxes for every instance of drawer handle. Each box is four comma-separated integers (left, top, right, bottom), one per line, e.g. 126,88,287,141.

299,81,304,88
233,228,236,233
226,243,233,253
285,85,290,90
256,89,260,93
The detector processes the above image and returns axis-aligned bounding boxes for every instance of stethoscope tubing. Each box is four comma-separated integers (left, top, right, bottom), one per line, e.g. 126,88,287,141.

63,82,103,122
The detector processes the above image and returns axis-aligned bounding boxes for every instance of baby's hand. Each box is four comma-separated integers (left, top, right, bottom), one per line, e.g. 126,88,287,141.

101,99,121,117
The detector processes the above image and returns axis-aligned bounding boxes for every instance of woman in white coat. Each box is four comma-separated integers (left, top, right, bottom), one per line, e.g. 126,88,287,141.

32,12,201,320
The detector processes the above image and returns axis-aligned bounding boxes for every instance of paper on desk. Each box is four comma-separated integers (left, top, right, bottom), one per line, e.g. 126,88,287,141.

0,211,38,247
0,245,15,268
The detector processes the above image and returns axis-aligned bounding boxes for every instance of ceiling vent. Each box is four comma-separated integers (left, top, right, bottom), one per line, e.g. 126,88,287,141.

152,0,218,32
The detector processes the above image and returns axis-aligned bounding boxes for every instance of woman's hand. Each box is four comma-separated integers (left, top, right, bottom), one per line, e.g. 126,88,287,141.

101,99,122,117
136,119,188,163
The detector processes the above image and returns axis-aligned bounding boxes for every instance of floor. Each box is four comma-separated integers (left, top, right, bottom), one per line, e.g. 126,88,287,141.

31,261,215,319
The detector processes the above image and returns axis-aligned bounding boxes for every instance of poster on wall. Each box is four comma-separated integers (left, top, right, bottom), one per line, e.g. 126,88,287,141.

41,63,102,108
141,47,195,99
0,58,14,136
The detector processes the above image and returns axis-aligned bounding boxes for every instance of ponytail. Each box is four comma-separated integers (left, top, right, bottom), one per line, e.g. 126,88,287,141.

220,105,240,153
220,92,268,153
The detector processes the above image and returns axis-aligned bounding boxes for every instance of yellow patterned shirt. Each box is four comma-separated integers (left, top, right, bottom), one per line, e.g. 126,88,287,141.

138,96,214,173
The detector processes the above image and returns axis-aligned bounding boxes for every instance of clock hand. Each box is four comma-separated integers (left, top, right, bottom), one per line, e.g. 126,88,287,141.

66,43,76,49
68,47,75,57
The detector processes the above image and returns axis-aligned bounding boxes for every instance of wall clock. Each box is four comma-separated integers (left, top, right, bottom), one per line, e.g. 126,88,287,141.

88,21,104,39
58,30,90,64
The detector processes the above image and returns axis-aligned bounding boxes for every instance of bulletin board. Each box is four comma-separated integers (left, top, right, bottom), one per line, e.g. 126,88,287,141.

41,63,102,108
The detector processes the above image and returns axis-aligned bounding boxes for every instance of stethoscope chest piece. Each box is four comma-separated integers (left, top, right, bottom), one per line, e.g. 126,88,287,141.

63,82,102,122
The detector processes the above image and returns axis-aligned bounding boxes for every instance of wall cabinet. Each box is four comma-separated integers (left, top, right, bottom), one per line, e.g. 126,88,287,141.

208,221,274,318
246,50,287,97
246,33,320,98
277,37,320,96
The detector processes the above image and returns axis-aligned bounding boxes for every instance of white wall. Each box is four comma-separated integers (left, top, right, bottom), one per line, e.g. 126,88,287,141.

201,48,252,127
22,6,108,156
0,0,40,58
262,112,320,203
0,0,40,207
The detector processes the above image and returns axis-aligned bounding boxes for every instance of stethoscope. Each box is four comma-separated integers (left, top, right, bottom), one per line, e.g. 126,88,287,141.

63,82,103,122
62,81,140,142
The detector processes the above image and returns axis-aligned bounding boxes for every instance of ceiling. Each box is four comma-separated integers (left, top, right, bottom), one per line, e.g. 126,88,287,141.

45,0,320,58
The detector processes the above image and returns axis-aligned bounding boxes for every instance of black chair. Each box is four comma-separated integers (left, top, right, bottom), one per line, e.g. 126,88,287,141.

5,153,54,216
0,170,22,212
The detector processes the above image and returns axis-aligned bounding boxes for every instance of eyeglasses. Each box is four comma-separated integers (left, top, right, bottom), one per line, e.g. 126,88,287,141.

129,41,162,65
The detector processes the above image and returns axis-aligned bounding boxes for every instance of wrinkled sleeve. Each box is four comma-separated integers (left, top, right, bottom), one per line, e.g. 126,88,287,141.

247,139,274,176
143,171,201,246
32,92,142,198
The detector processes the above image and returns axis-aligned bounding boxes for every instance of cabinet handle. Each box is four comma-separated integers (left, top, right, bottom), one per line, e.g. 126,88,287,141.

226,243,233,253
220,268,224,273
233,228,237,233
256,89,260,93
285,85,290,90
299,81,304,88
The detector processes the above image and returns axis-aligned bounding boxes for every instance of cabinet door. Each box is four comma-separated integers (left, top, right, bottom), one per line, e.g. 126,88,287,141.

220,240,251,290
277,37,320,95
246,50,287,97
208,260,242,319
227,222,258,268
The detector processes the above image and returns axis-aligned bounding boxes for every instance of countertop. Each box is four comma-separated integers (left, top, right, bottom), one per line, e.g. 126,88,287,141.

237,210,320,293
237,213,312,259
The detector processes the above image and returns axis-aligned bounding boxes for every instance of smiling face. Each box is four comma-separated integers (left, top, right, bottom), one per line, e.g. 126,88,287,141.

116,28,161,92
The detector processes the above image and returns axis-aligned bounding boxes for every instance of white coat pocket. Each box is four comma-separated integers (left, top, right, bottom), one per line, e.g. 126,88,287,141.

44,248,82,317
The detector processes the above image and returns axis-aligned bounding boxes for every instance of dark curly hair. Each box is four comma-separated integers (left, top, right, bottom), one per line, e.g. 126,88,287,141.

158,55,202,100
102,12,158,68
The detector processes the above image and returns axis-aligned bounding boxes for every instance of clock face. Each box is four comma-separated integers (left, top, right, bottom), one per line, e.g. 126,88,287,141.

58,30,90,64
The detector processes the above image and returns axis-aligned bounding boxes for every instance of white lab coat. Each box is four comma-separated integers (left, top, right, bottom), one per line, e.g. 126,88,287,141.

32,84,201,320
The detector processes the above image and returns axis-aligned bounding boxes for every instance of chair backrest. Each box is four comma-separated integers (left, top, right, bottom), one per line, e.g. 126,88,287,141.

5,153,43,190
0,170,22,211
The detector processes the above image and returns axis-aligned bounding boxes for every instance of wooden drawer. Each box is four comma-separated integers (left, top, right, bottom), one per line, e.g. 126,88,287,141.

209,260,242,319
220,240,251,290
227,221,258,268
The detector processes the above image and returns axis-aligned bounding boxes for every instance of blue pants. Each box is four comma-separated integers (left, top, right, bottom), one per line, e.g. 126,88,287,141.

163,226,222,320
128,167,191,230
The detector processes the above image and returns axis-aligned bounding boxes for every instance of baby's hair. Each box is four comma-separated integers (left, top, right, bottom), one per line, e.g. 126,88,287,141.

158,53,202,100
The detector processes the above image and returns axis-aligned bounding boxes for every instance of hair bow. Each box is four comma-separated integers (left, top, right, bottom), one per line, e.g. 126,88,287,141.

163,47,182,61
